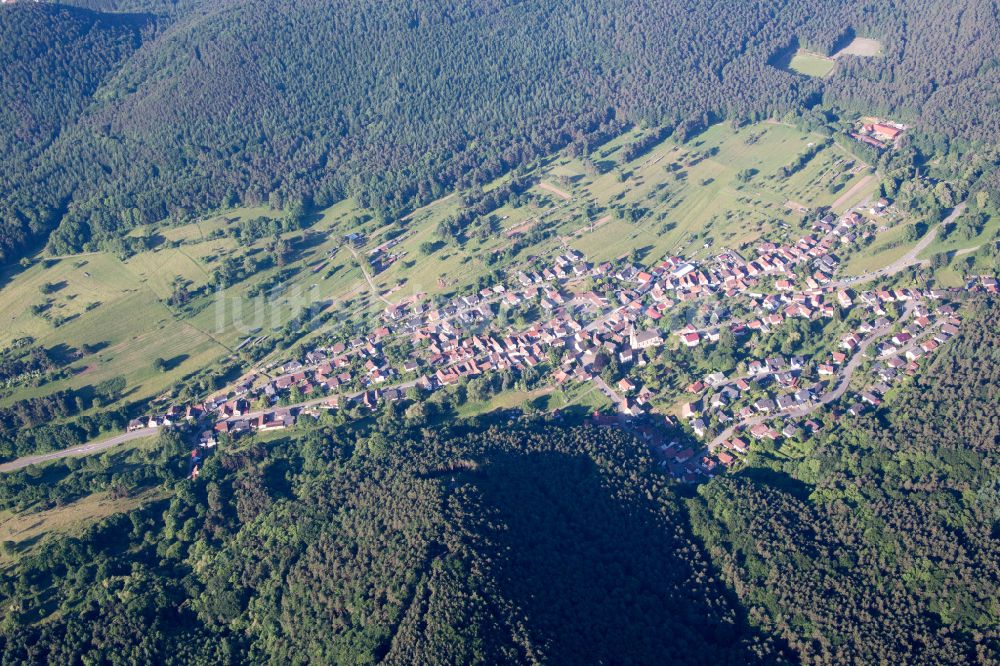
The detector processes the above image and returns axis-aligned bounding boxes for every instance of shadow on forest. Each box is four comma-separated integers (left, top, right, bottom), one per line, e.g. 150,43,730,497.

733,466,812,501
468,450,777,664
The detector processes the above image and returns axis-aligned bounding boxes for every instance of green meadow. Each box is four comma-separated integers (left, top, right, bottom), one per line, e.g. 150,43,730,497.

789,51,836,77
0,120,881,415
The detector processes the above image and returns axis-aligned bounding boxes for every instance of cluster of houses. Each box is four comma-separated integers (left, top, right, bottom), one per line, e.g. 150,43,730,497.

168,201,991,483
127,404,203,432
849,118,907,150
683,285,969,478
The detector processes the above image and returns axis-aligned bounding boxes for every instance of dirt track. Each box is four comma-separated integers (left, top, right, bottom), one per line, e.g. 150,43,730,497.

538,182,571,200
831,174,876,211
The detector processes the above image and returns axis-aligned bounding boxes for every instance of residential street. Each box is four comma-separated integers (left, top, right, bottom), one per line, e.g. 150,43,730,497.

708,299,916,449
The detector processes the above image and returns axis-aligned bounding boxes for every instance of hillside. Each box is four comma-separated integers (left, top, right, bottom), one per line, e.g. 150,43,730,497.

0,0,995,262
0,3,150,259
0,3,998,664
0,421,787,664
0,0,984,261
13,0,841,257
0,118,887,453
824,1,1000,144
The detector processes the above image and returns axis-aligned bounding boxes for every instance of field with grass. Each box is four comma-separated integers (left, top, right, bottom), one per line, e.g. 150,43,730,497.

917,208,999,259
788,50,836,77
0,489,157,553
371,121,874,289
0,120,879,417
839,204,997,281
841,222,914,275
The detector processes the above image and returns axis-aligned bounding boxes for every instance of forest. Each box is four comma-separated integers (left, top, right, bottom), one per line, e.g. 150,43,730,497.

0,417,788,664
0,0,997,263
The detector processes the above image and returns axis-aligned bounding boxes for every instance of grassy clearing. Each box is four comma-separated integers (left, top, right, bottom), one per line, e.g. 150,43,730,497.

561,382,612,412
930,263,966,287
456,386,560,417
789,50,836,77
0,252,231,408
0,489,157,549
841,223,913,275
917,210,1000,259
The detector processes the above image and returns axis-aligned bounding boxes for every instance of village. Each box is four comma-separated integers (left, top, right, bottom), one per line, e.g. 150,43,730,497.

131,197,996,482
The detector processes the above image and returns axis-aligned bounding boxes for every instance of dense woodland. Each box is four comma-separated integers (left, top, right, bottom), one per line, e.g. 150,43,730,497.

0,418,788,664
0,4,150,259
825,1,1000,148
690,297,1000,665
0,0,997,262
0,299,995,664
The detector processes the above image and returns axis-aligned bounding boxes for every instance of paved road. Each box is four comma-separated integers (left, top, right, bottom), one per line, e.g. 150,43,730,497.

0,427,160,473
591,376,625,410
708,300,915,450
0,378,425,473
4,205,962,472
831,203,967,289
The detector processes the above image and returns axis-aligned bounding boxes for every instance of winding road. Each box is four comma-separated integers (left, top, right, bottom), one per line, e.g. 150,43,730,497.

708,300,915,449
831,203,967,289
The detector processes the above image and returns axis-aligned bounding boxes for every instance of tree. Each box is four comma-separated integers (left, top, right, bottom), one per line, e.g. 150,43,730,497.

94,375,126,405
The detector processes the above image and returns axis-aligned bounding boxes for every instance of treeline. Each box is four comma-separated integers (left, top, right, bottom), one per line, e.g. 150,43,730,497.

688,297,1000,665
776,138,831,178
435,173,532,243
1,0,860,261
0,341,62,388
0,390,78,433
2,1,998,263
620,125,673,163
0,377,132,461
0,429,188,513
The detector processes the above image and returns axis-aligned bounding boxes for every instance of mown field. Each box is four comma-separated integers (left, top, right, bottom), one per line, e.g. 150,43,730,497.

0,120,877,416
789,50,836,77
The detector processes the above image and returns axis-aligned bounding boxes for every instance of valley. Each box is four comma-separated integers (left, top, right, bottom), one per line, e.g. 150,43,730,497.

0,1,998,661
